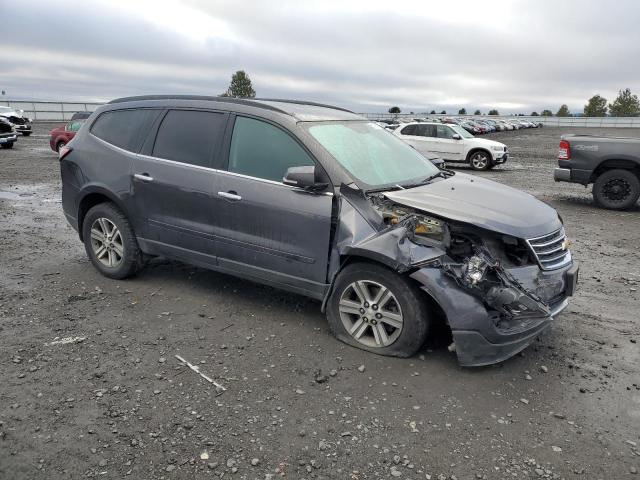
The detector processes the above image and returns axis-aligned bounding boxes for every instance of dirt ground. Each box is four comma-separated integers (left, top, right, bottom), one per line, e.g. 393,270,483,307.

1,124,639,480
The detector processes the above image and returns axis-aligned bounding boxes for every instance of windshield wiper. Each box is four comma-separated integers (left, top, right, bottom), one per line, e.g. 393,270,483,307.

365,184,406,194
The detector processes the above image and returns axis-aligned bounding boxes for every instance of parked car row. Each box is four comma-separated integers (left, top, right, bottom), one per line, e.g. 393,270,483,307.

0,106,33,149
377,117,542,135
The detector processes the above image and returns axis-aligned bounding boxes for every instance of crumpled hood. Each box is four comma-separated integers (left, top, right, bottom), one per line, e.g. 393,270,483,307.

383,173,561,239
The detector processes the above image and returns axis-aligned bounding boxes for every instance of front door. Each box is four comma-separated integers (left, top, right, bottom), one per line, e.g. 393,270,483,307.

212,115,333,298
434,124,465,161
130,109,227,264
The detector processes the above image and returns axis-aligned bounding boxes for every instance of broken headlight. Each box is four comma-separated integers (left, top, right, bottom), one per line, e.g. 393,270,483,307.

463,254,489,285
413,215,445,242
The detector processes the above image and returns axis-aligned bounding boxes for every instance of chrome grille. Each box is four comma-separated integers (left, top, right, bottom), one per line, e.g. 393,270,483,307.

526,228,572,270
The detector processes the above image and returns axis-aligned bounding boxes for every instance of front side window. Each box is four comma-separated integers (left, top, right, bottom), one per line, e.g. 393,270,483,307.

449,124,474,139
91,109,160,152
228,116,315,182
436,125,455,139
152,110,226,167
305,121,439,189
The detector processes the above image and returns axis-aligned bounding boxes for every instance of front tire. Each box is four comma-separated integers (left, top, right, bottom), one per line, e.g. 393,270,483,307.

82,202,144,279
1,142,14,149
327,262,430,357
56,141,66,152
21,132,32,137
592,169,640,210
468,150,491,171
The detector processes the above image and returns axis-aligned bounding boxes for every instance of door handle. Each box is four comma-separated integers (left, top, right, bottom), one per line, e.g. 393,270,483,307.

133,173,154,182
218,191,242,201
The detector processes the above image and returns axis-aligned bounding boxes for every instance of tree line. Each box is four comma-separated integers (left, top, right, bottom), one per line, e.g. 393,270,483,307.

388,88,640,117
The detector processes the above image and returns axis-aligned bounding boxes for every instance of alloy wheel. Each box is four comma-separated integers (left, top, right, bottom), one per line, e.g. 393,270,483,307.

90,218,124,268
471,152,489,170
602,178,631,203
338,280,403,348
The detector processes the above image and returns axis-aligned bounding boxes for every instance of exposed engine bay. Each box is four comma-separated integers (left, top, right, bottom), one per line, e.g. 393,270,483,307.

367,195,552,324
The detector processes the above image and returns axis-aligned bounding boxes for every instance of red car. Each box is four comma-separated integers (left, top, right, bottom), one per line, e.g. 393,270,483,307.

49,119,85,152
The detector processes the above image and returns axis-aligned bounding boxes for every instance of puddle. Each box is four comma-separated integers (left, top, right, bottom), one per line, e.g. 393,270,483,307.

0,184,61,205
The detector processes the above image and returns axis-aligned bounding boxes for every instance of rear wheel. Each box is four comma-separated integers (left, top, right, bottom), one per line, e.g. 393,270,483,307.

327,262,430,357
21,132,31,137
469,150,491,170
593,169,640,210
82,202,144,279
56,141,66,152
1,142,14,149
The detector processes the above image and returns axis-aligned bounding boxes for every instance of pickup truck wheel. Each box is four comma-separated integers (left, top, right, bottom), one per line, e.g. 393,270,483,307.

593,169,640,210
82,202,144,279
469,151,491,170
327,262,430,357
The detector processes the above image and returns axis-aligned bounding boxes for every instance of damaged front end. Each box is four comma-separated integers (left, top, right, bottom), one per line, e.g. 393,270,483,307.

328,183,577,367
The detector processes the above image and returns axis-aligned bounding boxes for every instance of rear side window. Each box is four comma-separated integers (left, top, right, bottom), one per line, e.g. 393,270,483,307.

152,110,226,168
400,125,417,135
415,124,437,137
91,109,159,152
228,116,314,182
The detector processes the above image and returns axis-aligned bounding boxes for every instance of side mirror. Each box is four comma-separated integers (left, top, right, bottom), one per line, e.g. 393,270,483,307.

452,133,462,140
283,165,325,190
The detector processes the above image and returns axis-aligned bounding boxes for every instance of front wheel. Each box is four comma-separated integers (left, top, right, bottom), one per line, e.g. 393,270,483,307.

82,202,144,279
1,142,14,149
327,262,430,357
468,150,491,170
592,169,640,210
21,132,32,137
56,141,66,152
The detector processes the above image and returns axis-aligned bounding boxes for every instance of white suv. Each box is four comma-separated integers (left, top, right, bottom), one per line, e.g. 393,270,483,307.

393,122,508,170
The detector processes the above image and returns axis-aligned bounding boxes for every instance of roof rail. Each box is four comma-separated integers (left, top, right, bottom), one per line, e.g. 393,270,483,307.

106,95,288,115
106,95,353,114
255,98,354,113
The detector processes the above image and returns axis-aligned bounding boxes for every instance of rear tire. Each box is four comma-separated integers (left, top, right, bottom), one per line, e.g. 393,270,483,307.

21,132,32,137
56,141,66,152
1,142,13,149
327,262,430,357
468,150,491,171
592,169,640,210
82,202,144,279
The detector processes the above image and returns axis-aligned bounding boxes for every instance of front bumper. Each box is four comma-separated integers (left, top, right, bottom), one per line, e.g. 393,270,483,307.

492,151,509,164
0,134,17,144
410,261,579,367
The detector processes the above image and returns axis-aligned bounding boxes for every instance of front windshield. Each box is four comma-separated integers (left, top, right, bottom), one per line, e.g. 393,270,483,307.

305,121,439,189
449,124,474,138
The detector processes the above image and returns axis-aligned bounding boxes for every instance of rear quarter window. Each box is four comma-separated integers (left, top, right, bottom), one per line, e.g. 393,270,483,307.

91,109,160,152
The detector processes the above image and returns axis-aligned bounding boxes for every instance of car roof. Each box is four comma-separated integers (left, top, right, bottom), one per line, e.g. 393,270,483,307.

106,95,364,122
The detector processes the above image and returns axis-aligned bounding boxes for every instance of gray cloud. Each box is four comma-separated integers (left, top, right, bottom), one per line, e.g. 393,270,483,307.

1,0,639,113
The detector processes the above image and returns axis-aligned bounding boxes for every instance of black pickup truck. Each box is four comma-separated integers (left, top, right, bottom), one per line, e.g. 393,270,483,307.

554,134,640,210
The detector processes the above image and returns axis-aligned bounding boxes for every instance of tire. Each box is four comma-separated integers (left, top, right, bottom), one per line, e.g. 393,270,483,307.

56,141,66,152
1,142,14,149
592,169,640,210
327,262,430,357
21,132,31,137
82,202,144,279
468,150,491,171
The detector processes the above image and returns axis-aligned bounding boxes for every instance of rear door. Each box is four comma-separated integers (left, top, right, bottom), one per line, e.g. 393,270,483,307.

211,115,333,298
130,109,227,265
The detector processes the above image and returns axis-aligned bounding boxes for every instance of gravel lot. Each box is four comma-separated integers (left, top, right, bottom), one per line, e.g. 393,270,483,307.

1,124,639,480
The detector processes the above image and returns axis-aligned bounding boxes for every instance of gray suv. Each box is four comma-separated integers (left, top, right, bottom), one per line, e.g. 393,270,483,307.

60,96,579,366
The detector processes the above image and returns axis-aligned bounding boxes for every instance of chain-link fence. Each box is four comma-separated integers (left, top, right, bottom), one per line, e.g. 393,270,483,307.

2,100,639,126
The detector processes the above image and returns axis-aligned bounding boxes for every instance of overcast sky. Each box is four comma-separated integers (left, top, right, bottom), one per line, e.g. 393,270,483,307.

2,0,639,113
